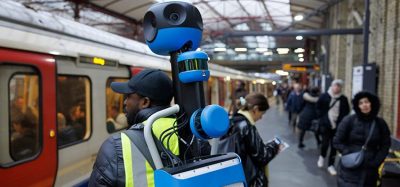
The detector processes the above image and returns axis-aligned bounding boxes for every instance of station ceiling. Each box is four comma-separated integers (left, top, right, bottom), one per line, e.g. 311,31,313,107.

15,0,341,74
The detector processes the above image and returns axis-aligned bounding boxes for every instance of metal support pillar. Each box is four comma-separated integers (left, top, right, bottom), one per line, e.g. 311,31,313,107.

363,0,370,65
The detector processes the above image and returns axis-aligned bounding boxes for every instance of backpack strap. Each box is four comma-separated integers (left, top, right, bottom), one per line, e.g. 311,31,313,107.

231,113,249,124
123,128,156,170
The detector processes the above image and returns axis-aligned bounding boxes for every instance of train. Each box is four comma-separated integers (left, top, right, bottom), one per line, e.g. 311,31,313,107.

0,1,273,186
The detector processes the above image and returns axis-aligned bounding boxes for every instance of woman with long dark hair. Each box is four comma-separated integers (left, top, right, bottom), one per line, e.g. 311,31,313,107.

333,91,391,187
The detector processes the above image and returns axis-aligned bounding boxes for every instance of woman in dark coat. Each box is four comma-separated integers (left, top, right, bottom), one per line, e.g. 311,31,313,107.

297,87,321,148
333,91,391,187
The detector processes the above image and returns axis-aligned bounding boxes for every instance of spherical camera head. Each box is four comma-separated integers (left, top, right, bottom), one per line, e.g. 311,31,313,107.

190,105,229,140
143,1,203,55
177,51,210,83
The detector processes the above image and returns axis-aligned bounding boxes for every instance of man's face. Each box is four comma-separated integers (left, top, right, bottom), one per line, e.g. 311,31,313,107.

124,93,146,125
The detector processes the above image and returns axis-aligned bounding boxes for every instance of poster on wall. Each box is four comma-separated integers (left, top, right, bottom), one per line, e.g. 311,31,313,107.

352,66,363,97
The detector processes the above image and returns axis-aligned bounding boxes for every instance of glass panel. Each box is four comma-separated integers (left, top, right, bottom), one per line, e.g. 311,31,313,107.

106,78,129,133
57,76,91,147
9,74,40,161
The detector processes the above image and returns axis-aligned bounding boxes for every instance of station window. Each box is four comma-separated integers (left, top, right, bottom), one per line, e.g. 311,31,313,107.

57,75,91,147
9,73,40,162
106,78,128,133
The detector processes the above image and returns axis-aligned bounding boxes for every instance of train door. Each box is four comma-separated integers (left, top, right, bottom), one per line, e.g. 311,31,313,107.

0,48,57,186
54,56,129,186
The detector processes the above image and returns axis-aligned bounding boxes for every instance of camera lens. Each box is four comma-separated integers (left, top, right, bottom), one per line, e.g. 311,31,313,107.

170,13,180,21
151,19,156,27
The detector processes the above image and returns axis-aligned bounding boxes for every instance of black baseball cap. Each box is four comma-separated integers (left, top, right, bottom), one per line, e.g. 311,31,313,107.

111,69,173,104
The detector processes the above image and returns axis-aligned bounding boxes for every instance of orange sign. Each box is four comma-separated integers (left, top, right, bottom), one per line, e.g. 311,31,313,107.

282,63,320,72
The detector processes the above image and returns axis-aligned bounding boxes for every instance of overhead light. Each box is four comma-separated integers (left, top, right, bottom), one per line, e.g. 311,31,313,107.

294,14,304,21
298,54,304,58
263,51,273,56
49,51,60,55
299,58,304,62
272,81,276,85
276,70,289,76
255,73,260,76
214,47,226,52
234,48,247,52
294,48,305,53
277,48,290,54
255,48,268,52
296,36,303,40
224,76,231,81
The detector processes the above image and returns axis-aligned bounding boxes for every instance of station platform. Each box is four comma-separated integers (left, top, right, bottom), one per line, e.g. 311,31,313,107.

256,102,336,187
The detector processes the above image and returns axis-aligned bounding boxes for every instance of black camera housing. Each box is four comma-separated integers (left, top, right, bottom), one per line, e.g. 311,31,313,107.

143,1,203,55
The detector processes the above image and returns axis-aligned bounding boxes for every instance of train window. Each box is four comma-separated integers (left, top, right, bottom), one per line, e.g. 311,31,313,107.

106,78,128,133
9,73,40,162
57,75,91,147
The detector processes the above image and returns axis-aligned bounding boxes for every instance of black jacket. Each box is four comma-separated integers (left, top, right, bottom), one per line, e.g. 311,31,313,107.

316,92,350,130
89,106,170,187
333,91,391,187
89,106,211,187
219,113,280,187
298,92,319,130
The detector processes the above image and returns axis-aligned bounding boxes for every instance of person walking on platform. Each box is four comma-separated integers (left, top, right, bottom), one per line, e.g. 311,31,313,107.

285,83,304,131
228,81,248,115
316,79,350,175
89,69,178,187
333,91,391,187
297,87,321,148
215,93,281,187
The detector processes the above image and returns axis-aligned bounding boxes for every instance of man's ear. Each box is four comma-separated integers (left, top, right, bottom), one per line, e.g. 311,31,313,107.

140,97,151,109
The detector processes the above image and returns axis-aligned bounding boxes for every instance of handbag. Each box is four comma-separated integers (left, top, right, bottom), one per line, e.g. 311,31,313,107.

309,99,339,132
341,120,376,169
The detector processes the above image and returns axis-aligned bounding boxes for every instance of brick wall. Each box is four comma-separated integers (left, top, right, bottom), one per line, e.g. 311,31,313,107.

327,0,400,136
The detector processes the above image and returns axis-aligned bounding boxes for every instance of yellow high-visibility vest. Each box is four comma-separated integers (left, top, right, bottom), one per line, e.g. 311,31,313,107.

121,118,179,187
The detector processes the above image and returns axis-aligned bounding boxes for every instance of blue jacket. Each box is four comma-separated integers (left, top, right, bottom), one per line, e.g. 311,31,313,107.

285,91,304,113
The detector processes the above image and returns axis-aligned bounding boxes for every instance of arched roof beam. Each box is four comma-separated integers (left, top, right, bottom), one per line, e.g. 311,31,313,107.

66,0,141,25
200,0,234,28
280,0,343,31
260,0,276,29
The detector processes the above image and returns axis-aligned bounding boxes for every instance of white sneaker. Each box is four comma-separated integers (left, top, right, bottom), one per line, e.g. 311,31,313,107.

327,165,337,176
317,156,324,168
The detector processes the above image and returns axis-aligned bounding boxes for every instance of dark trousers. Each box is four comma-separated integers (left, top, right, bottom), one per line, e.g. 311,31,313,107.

289,112,299,130
299,129,320,146
320,127,337,166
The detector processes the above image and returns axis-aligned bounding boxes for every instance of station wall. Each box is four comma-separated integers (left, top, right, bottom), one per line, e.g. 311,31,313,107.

326,0,400,138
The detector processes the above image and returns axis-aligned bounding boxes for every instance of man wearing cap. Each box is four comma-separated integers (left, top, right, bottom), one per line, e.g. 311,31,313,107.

89,69,178,187
316,79,350,176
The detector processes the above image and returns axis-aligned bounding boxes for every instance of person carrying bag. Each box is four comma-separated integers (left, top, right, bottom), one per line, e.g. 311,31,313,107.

315,80,350,176
333,91,391,187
